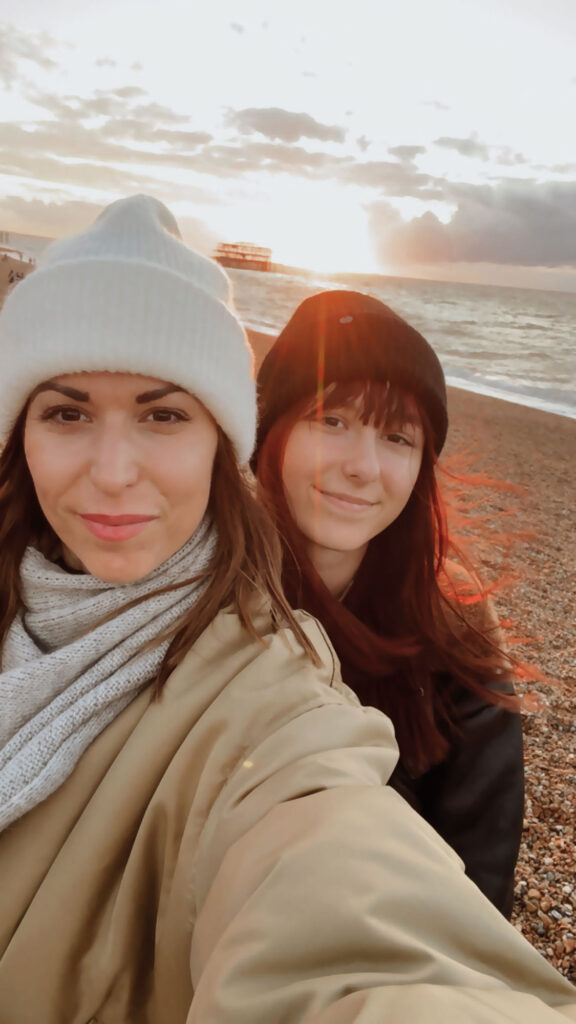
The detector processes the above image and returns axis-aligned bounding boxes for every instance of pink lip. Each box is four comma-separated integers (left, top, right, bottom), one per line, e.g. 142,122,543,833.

80,513,157,542
317,489,377,510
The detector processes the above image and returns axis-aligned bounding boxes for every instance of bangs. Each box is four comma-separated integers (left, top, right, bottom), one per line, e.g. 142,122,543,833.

303,379,422,432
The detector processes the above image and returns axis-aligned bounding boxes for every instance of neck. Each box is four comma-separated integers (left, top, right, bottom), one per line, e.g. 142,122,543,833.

307,543,366,599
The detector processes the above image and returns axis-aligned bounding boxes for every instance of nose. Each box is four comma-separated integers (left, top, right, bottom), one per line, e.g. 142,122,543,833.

88,424,140,494
341,427,380,483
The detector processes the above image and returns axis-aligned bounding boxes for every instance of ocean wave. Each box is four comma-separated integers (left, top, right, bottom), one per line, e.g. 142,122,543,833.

235,270,576,419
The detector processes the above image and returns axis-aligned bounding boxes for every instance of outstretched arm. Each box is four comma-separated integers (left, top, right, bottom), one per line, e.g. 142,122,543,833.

188,702,573,1024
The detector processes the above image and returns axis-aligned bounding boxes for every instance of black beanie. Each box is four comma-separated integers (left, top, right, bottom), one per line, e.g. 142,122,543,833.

255,290,448,460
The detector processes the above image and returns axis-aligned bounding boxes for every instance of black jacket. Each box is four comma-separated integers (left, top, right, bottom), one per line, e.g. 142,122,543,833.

388,683,524,917
342,560,524,918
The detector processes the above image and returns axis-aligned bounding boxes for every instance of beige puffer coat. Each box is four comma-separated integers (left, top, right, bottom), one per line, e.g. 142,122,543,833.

0,606,574,1023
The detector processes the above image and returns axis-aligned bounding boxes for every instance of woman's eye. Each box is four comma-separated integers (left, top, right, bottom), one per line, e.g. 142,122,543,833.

41,406,87,423
384,432,413,447
321,415,345,429
144,408,188,424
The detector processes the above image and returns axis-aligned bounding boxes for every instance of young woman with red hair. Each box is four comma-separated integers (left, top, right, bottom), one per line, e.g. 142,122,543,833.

254,289,525,917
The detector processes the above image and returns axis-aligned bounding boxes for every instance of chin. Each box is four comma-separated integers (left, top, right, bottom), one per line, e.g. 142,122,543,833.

81,553,157,585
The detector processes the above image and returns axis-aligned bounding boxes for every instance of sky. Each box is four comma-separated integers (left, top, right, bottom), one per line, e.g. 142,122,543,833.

1,0,575,289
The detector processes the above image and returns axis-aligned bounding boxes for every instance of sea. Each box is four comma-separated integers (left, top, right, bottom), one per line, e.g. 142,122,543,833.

5,228,576,420
229,269,576,420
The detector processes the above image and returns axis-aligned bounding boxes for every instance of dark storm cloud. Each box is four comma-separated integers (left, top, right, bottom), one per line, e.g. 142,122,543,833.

369,180,576,267
227,107,346,143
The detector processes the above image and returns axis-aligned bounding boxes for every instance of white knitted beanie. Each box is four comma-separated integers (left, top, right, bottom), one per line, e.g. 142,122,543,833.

0,194,256,463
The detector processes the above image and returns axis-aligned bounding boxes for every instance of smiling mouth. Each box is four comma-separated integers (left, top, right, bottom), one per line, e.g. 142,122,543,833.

79,513,157,542
317,489,377,510
81,514,156,525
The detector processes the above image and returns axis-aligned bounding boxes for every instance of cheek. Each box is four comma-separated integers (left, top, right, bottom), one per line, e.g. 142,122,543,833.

23,428,62,504
161,434,218,508
391,452,422,503
281,429,313,512
282,424,328,495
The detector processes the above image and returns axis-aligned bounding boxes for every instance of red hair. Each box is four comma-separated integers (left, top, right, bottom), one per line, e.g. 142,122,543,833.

256,380,520,776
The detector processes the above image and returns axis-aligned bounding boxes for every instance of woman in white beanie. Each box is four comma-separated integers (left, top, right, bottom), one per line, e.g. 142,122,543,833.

0,195,574,1024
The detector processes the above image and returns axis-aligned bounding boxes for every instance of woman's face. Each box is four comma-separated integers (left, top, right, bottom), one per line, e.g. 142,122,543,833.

281,396,424,572
24,372,219,583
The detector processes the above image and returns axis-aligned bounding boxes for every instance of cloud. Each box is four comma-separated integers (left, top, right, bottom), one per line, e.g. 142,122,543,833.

547,162,576,174
496,147,526,166
227,107,346,143
423,100,450,111
435,135,527,166
340,160,444,199
0,145,149,192
0,195,112,238
434,135,490,160
0,81,438,200
389,145,426,163
368,180,576,268
183,141,348,179
111,86,148,100
95,57,117,68
230,22,245,33
0,194,218,253
0,118,220,193
26,86,188,125
357,135,371,152
0,25,58,87
100,119,212,148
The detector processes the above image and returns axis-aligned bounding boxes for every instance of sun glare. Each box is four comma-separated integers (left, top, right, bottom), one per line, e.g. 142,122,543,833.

205,180,382,276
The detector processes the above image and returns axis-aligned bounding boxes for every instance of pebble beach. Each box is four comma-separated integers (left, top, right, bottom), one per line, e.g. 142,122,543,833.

445,388,575,979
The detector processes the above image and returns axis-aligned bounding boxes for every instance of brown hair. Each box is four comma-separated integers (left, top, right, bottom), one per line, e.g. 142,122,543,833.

0,407,319,685
256,380,521,776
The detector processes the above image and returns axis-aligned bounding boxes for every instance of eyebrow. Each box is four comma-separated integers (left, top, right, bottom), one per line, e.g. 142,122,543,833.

30,382,90,402
135,386,188,404
28,383,188,405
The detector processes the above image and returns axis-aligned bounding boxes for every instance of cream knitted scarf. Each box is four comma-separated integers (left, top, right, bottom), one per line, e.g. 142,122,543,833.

0,519,216,833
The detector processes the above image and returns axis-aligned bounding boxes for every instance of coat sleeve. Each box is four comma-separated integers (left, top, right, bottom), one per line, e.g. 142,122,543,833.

424,563,525,915
420,681,524,917
187,699,575,1023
